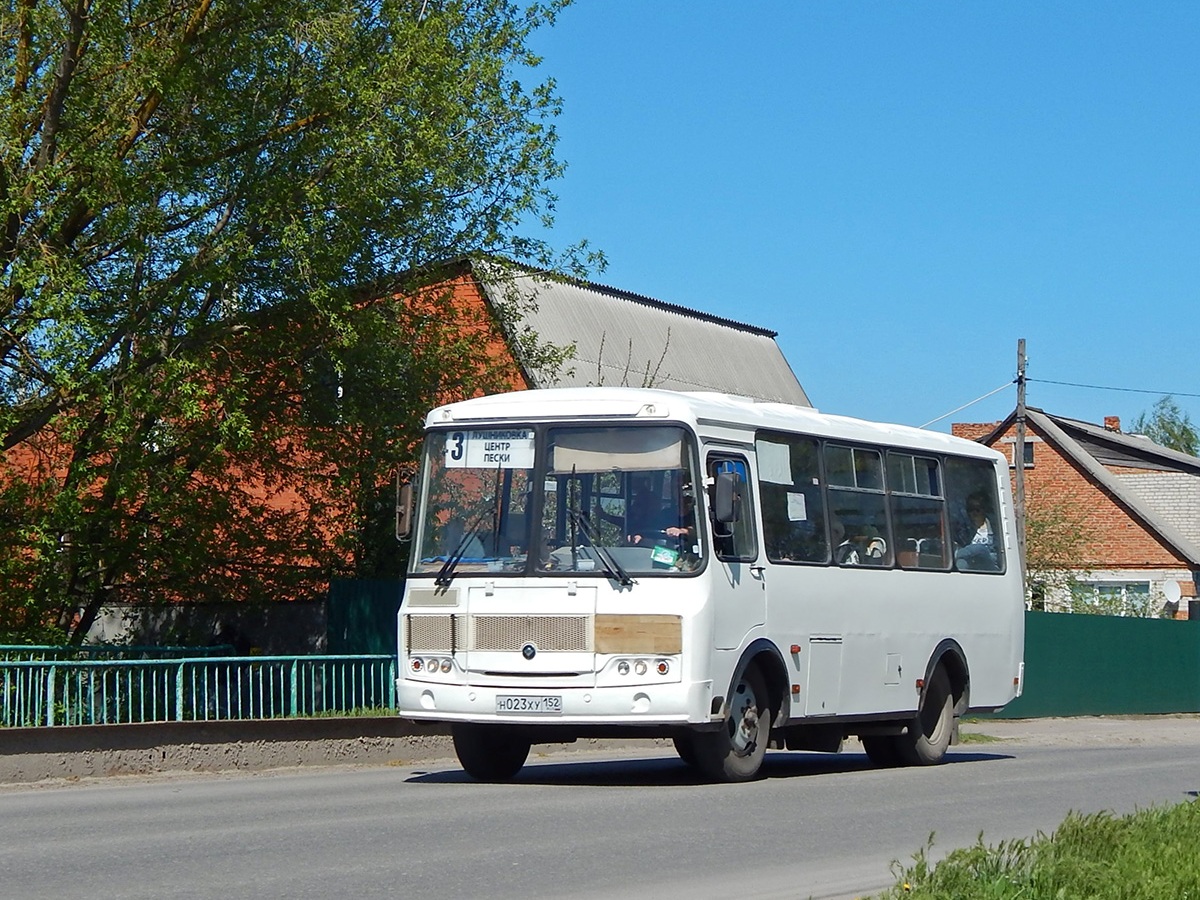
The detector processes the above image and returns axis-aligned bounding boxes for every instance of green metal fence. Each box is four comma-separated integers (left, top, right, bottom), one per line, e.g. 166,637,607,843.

991,611,1200,718
327,578,402,655
1,655,397,728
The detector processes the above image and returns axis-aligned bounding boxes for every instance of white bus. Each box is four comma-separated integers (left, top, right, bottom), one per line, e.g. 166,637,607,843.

395,388,1025,782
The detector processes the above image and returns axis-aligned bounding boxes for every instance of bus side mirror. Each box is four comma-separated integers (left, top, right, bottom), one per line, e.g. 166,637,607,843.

714,471,741,524
396,480,414,540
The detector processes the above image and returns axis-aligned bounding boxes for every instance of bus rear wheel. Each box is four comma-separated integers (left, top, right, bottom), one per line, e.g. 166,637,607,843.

451,724,531,781
693,665,772,782
896,666,954,766
861,734,903,767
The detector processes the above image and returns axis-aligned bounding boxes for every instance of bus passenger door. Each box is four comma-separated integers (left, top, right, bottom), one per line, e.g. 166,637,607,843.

707,454,765,650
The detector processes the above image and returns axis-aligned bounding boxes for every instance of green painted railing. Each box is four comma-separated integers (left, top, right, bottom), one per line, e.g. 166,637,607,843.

1,655,397,728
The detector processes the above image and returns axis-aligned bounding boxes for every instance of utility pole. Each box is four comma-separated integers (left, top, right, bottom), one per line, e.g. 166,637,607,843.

1014,338,1027,577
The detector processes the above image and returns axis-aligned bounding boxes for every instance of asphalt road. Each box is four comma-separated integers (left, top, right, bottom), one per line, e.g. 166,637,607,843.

2,717,1198,900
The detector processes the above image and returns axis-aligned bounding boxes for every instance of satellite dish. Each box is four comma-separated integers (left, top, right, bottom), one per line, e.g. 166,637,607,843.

1164,580,1183,604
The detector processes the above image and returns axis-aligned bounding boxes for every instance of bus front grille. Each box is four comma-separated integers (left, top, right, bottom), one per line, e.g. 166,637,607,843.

470,615,591,652
404,614,593,653
405,614,456,652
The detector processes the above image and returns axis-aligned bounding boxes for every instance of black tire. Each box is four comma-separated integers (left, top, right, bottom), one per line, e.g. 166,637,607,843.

693,665,772,782
861,734,903,767
451,723,531,781
672,735,699,769
896,666,955,766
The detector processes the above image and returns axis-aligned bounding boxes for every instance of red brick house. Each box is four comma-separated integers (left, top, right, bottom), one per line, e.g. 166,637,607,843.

953,408,1200,619
10,259,809,646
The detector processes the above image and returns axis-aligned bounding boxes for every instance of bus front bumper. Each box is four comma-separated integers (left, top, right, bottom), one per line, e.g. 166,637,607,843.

396,677,714,726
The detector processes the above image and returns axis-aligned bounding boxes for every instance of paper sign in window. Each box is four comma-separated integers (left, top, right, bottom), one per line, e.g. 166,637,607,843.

756,441,793,485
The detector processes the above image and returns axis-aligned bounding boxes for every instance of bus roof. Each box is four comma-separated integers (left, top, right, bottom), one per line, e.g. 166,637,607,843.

426,388,1005,462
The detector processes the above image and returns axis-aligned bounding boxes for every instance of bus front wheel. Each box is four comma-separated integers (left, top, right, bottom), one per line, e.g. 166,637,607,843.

693,665,772,782
451,724,531,781
672,735,700,769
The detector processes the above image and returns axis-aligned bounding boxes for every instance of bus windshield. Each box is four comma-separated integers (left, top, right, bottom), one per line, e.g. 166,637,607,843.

410,424,704,579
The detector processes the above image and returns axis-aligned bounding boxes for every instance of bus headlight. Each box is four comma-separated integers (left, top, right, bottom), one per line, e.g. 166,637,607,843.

409,656,454,676
609,658,674,679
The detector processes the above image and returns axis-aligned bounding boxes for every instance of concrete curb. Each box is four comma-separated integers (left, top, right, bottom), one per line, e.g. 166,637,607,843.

0,718,455,785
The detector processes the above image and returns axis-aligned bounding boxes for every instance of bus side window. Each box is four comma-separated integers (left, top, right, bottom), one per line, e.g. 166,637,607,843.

826,444,892,567
756,433,828,564
888,452,948,570
707,456,758,562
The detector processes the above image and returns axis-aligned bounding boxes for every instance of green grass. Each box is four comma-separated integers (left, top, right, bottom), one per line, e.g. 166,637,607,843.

309,706,395,718
871,799,1200,899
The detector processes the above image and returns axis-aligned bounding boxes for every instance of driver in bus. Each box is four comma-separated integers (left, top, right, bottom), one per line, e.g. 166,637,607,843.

619,479,695,546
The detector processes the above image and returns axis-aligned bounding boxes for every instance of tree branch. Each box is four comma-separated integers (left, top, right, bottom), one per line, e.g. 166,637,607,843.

34,0,90,172
115,0,215,160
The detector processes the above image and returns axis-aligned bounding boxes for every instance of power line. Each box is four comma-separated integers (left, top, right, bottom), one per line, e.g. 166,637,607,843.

918,374,1197,433
1027,378,1200,400
919,381,1013,429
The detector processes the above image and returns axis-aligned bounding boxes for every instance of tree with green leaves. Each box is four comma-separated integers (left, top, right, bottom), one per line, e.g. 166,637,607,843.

1024,489,1166,618
0,0,592,642
1128,395,1199,456
1023,489,1094,611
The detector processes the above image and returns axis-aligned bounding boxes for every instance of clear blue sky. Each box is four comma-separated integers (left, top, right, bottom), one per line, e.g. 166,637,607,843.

526,2,1200,434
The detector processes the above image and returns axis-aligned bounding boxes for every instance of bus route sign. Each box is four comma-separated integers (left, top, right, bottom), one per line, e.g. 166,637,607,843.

444,430,535,469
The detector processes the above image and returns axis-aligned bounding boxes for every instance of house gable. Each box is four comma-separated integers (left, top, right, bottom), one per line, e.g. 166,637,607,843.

953,408,1200,612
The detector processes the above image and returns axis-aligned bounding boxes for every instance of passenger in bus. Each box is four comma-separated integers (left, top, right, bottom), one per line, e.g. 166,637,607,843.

954,492,999,571
834,519,887,566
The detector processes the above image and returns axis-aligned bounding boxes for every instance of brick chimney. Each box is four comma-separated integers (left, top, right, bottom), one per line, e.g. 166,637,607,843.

1104,416,1121,432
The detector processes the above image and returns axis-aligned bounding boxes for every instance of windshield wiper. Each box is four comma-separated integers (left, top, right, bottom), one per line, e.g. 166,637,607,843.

569,508,635,587
435,517,487,588
436,465,505,589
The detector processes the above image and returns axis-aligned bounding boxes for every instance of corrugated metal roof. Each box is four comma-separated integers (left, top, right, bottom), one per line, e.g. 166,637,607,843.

479,269,810,406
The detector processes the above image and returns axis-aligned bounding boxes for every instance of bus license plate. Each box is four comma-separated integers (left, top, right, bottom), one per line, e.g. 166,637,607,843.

496,695,563,715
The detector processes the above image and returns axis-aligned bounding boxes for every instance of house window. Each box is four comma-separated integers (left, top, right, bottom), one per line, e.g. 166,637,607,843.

1010,440,1034,469
1070,581,1153,616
